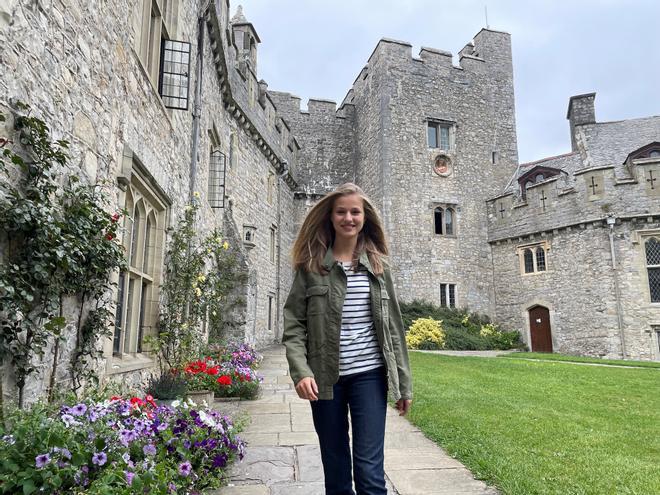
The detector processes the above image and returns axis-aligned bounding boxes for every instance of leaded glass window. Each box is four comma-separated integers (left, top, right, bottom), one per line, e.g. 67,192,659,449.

439,283,456,308
445,208,454,236
113,165,167,356
646,238,660,303
524,249,534,273
536,247,546,271
159,40,191,110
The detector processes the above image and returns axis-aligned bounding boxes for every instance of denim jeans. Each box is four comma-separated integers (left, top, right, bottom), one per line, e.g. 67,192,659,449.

310,367,388,495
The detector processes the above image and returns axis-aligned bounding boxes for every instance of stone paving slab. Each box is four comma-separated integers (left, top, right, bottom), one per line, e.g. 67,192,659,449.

216,345,498,494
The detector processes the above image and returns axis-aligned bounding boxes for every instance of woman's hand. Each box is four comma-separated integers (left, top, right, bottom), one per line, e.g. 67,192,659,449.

295,376,319,401
395,399,412,416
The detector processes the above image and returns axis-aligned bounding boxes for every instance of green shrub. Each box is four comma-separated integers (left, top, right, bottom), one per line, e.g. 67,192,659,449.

443,326,491,350
406,318,446,350
400,300,523,351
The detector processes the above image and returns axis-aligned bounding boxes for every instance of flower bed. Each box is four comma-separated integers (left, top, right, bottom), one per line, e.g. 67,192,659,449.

181,342,262,401
0,396,244,494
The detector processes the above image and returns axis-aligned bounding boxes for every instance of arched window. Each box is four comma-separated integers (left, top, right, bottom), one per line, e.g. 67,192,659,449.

646,237,660,302
434,207,444,235
523,249,534,273
445,208,454,235
536,247,546,271
535,173,545,182
650,150,660,158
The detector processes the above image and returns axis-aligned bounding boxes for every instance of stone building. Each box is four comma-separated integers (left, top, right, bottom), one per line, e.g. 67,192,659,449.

487,94,660,360
0,0,658,404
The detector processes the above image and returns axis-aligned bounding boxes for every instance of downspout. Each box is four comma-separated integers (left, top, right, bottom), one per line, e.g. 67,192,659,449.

275,160,289,342
607,214,626,358
189,13,205,200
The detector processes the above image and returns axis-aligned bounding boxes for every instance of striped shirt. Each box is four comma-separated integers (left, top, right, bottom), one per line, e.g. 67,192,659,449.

338,261,384,376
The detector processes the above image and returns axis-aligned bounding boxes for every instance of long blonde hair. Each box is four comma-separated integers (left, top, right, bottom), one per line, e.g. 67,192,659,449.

292,183,389,274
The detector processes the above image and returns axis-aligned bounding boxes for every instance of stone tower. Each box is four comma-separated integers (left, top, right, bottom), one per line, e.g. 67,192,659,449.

273,29,519,314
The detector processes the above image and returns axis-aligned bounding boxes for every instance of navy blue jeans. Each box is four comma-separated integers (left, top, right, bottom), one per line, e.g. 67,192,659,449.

310,367,388,495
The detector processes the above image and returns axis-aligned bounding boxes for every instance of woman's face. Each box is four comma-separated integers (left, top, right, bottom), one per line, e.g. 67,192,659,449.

331,193,365,242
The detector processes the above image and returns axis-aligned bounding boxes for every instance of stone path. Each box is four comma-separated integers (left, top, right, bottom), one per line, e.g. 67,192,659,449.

212,345,498,495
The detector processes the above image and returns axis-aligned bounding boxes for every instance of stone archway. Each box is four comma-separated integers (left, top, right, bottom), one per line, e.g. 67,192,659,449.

528,305,553,352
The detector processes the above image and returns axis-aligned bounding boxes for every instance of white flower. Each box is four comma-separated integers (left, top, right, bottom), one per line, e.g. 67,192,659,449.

171,400,181,408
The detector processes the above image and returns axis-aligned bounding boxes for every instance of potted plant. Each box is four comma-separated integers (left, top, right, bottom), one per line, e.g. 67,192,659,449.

146,372,188,406
182,359,217,406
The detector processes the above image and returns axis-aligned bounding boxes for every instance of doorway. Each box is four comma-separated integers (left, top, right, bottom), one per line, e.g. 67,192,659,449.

529,305,552,352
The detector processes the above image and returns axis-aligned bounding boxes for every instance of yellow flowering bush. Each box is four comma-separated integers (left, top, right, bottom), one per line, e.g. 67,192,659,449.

406,318,446,350
480,323,499,337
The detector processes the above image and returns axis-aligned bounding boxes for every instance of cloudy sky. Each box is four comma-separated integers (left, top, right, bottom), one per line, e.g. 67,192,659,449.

234,0,659,163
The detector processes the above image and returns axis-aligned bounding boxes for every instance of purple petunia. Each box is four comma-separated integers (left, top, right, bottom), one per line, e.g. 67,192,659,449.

143,444,157,456
61,414,78,427
35,453,51,469
92,452,107,466
125,471,135,486
178,461,192,476
71,403,87,416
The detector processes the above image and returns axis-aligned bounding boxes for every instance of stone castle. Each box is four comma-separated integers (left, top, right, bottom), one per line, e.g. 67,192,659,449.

1,0,658,400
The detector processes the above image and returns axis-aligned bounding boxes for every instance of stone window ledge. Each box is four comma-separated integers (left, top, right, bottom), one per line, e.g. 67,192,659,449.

107,353,156,375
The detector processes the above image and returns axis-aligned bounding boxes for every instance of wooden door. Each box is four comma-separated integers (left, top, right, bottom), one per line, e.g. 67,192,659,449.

529,306,552,352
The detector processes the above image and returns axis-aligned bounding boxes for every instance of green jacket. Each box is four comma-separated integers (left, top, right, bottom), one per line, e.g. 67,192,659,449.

282,248,412,401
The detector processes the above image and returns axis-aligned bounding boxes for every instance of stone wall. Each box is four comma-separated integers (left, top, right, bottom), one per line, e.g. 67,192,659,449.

0,0,300,405
490,218,660,360
351,30,519,314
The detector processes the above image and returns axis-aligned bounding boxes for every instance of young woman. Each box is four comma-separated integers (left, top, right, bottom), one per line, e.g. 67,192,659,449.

283,183,412,495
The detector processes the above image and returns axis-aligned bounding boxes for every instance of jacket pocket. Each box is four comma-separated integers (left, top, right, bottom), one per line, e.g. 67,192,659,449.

306,285,328,315
306,285,328,354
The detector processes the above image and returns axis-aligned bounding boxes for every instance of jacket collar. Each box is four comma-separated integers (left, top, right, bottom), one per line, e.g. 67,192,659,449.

321,246,376,276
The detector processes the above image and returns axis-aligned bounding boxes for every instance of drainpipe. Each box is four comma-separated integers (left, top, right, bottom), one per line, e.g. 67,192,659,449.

275,160,289,342
189,13,205,200
607,214,626,358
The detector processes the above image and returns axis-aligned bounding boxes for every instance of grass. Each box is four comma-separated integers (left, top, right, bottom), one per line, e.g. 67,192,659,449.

498,352,660,369
407,352,660,495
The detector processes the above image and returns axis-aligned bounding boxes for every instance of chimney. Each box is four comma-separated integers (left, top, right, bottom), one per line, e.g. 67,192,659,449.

567,93,596,151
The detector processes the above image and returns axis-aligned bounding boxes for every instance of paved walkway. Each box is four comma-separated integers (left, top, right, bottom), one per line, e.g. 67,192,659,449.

212,345,498,495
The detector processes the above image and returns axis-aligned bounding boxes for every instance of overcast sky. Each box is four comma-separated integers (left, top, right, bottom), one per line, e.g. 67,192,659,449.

234,0,660,164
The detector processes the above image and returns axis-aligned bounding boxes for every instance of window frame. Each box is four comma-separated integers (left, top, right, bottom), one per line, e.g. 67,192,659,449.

440,283,456,308
644,236,660,303
427,121,454,151
433,204,457,237
112,164,168,361
517,242,549,275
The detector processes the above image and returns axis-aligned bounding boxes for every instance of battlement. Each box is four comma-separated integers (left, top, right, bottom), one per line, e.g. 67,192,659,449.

362,29,511,75
487,162,660,242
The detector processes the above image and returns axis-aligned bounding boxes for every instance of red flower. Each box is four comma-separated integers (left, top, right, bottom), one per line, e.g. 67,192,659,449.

105,233,114,241
110,395,121,402
130,397,145,408
111,213,120,223
206,366,220,376
217,375,232,386
185,361,207,374
145,394,156,407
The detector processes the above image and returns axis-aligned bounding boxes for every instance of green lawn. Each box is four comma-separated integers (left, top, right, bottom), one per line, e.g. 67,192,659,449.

408,352,660,495
499,352,660,369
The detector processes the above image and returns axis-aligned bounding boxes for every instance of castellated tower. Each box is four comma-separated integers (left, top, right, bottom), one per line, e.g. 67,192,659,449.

272,29,518,314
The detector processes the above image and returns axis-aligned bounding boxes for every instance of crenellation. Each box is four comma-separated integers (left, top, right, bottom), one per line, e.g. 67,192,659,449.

419,47,453,68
